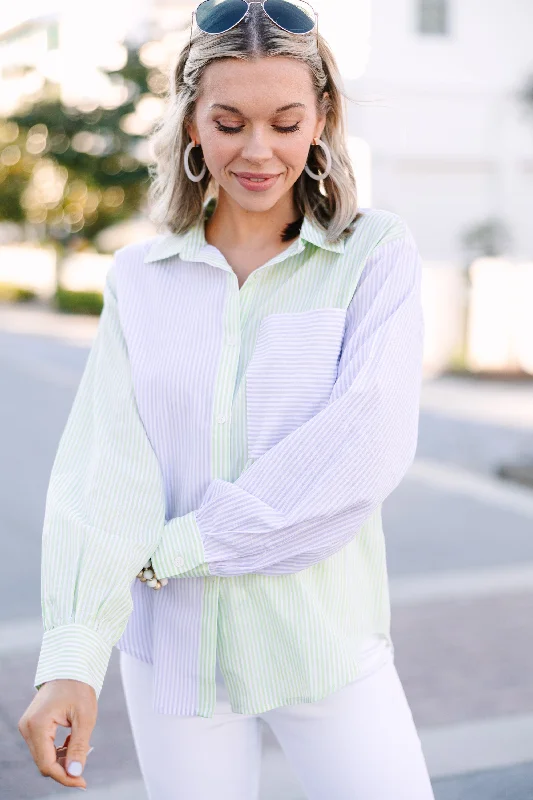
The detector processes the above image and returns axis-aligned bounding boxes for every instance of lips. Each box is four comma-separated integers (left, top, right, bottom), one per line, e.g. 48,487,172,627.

233,172,281,192
235,173,279,180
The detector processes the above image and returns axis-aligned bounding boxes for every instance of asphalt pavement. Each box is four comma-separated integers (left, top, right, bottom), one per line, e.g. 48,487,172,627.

1,301,533,800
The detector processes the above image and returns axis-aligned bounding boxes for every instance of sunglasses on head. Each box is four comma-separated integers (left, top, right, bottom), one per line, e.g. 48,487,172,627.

188,0,319,54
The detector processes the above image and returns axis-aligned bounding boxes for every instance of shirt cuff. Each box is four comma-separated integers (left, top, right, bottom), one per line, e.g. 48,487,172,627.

34,624,112,699
151,511,210,579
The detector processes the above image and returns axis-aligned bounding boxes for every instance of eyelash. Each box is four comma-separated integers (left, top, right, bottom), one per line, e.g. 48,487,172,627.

215,122,301,135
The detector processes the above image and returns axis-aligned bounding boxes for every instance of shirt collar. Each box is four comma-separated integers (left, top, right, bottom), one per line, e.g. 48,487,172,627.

144,212,345,265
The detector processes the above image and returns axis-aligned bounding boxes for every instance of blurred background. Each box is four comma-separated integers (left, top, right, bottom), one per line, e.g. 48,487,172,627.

1,2,533,799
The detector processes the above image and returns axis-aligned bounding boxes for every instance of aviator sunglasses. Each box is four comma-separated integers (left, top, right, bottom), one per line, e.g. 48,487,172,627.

189,0,319,54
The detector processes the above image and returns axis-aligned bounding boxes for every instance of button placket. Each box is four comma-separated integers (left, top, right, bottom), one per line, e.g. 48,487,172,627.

238,272,257,332
202,271,242,711
212,274,241,473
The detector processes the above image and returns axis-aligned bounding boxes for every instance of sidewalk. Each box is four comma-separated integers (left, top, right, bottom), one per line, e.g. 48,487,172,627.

420,373,533,430
29,724,533,800
0,300,99,345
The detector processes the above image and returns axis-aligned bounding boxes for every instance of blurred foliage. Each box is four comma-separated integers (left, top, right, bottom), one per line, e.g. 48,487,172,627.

0,45,168,252
461,218,512,260
0,282,37,302
54,287,104,315
520,75,533,115
447,342,469,374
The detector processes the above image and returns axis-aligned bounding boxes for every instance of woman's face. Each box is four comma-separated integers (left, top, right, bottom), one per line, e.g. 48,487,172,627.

187,56,327,214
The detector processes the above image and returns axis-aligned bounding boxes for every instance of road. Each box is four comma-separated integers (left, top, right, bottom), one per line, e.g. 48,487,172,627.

1,302,533,800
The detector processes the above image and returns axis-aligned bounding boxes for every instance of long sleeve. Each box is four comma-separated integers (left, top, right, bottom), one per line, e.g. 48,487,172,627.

34,263,170,699
151,226,425,579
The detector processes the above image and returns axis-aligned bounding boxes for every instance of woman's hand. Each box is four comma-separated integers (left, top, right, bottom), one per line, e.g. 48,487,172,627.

18,679,97,790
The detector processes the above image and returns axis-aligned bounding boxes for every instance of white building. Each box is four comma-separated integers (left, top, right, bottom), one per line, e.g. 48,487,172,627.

348,0,533,262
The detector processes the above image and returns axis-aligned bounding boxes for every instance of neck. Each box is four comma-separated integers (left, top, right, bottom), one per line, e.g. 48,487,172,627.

205,189,300,251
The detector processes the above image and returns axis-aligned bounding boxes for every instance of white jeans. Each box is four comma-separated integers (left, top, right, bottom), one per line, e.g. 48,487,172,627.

119,645,435,800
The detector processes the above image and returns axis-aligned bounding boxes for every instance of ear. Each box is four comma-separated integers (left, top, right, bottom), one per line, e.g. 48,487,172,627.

313,116,327,143
185,120,200,145
313,90,329,141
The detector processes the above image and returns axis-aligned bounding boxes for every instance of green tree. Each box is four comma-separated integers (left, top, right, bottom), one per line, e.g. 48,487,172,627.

0,44,167,261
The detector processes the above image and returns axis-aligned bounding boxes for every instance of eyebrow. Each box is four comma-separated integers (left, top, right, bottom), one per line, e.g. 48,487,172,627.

210,102,306,114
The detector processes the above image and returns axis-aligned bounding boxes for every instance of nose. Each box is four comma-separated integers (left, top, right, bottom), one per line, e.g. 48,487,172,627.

239,126,274,164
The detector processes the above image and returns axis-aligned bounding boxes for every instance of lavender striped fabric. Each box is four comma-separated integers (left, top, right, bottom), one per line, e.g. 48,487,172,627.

34,208,424,717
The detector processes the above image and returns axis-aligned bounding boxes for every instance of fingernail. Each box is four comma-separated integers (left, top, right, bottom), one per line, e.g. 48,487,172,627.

67,761,83,776
87,747,94,757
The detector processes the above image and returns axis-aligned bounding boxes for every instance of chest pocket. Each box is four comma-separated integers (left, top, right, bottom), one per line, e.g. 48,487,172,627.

245,307,348,460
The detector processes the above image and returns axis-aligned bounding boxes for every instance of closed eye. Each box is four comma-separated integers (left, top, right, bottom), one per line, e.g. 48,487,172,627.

275,123,301,133
215,122,301,134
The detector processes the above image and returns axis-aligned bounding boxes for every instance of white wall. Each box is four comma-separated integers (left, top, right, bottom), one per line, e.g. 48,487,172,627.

347,0,533,262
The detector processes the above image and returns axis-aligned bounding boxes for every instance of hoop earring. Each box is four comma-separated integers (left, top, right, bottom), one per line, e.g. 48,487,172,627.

304,137,332,181
184,141,207,182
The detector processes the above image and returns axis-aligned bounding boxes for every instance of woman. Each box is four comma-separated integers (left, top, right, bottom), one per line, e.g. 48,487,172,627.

18,2,435,798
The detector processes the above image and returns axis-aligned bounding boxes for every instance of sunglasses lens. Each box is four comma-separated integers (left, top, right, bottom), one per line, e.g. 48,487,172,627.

196,0,248,33
264,0,315,33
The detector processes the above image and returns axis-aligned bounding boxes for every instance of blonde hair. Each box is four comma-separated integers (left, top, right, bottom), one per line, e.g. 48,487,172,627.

147,4,358,243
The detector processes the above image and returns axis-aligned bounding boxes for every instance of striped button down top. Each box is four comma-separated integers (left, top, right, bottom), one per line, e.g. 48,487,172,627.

34,207,424,717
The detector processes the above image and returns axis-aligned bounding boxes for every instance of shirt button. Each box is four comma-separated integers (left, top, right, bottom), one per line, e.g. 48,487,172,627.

217,415,227,424
174,555,185,568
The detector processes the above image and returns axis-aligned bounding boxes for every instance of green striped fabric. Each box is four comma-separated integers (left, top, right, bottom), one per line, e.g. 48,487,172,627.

34,208,424,717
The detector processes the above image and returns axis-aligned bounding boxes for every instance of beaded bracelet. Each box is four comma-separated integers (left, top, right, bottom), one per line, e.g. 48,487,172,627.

136,559,168,590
